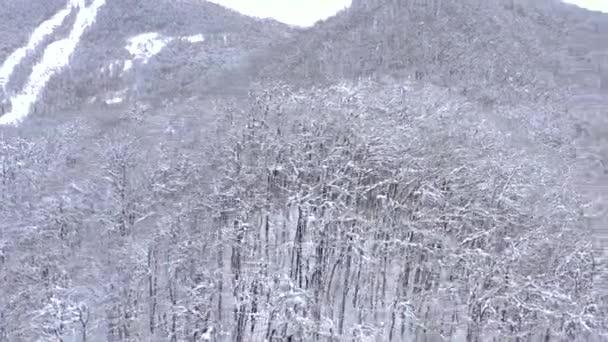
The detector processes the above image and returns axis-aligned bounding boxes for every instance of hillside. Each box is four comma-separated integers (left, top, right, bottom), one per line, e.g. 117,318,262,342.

0,0,292,125
257,0,608,195
41,0,292,110
0,0,67,62
259,0,601,106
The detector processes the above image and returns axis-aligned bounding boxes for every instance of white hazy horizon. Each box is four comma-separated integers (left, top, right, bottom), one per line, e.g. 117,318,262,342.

207,0,351,27
563,0,608,13
207,0,607,27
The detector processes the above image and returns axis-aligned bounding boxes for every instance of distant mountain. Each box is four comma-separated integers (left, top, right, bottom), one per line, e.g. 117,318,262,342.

259,0,605,106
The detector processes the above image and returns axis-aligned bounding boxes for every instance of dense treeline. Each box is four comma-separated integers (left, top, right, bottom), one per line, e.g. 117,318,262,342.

0,81,604,341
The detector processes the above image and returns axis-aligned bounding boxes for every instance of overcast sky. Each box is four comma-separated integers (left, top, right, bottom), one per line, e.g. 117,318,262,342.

563,0,608,13
207,0,351,27
208,0,606,27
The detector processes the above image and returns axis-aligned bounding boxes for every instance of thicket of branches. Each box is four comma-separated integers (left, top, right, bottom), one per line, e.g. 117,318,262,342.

0,81,604,341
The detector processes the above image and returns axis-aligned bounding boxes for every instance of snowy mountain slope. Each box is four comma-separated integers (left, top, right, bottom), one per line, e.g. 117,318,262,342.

0,0,69,106
36,0,291,115
0,0,66,62
0,0,291,125
0,2,72,93
0,0,106,125
2,7,80,99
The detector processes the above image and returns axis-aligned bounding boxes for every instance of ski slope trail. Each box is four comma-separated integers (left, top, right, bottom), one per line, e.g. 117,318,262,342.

0,0,75,92
0,0,106,125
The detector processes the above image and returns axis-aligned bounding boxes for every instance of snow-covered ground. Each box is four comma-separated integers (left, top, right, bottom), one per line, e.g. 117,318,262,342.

0,0,106,125
0,0,74,92
0,3,214,125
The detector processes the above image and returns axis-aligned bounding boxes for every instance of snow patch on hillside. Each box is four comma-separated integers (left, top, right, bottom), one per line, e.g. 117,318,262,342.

105,96,124,105
123,60,133,72
0,0,106,125
0,1,74,92
125,33,173,64
182,34,205,43
103,88,128,105
121,33,207,74
124,33,207,67
95,32,209,86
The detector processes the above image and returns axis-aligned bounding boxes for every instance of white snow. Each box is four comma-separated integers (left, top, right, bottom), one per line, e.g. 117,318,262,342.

105,96,123,105
104,88,127,105
122,60,133,72
0,0,74,92
123,32,207,72
0,0,106,125
125,33,173,64
201,326,214,340
182,34,205,43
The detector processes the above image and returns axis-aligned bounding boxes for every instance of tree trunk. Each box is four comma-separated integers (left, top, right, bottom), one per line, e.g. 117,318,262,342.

148,247,158,337
290,207,306,288
338,243,352,335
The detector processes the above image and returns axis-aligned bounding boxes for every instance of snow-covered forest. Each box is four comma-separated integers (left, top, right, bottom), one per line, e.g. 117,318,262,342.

0,0,607,341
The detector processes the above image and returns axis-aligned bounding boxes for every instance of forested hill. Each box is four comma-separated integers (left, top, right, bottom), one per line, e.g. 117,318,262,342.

260,0,606,106
42,0,291,110
0,0,607,341
0,0,292,124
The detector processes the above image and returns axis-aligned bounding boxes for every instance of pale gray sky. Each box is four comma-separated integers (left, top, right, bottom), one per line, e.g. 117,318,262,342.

207,0,606,28
207,0,351,27
563,0,608,13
